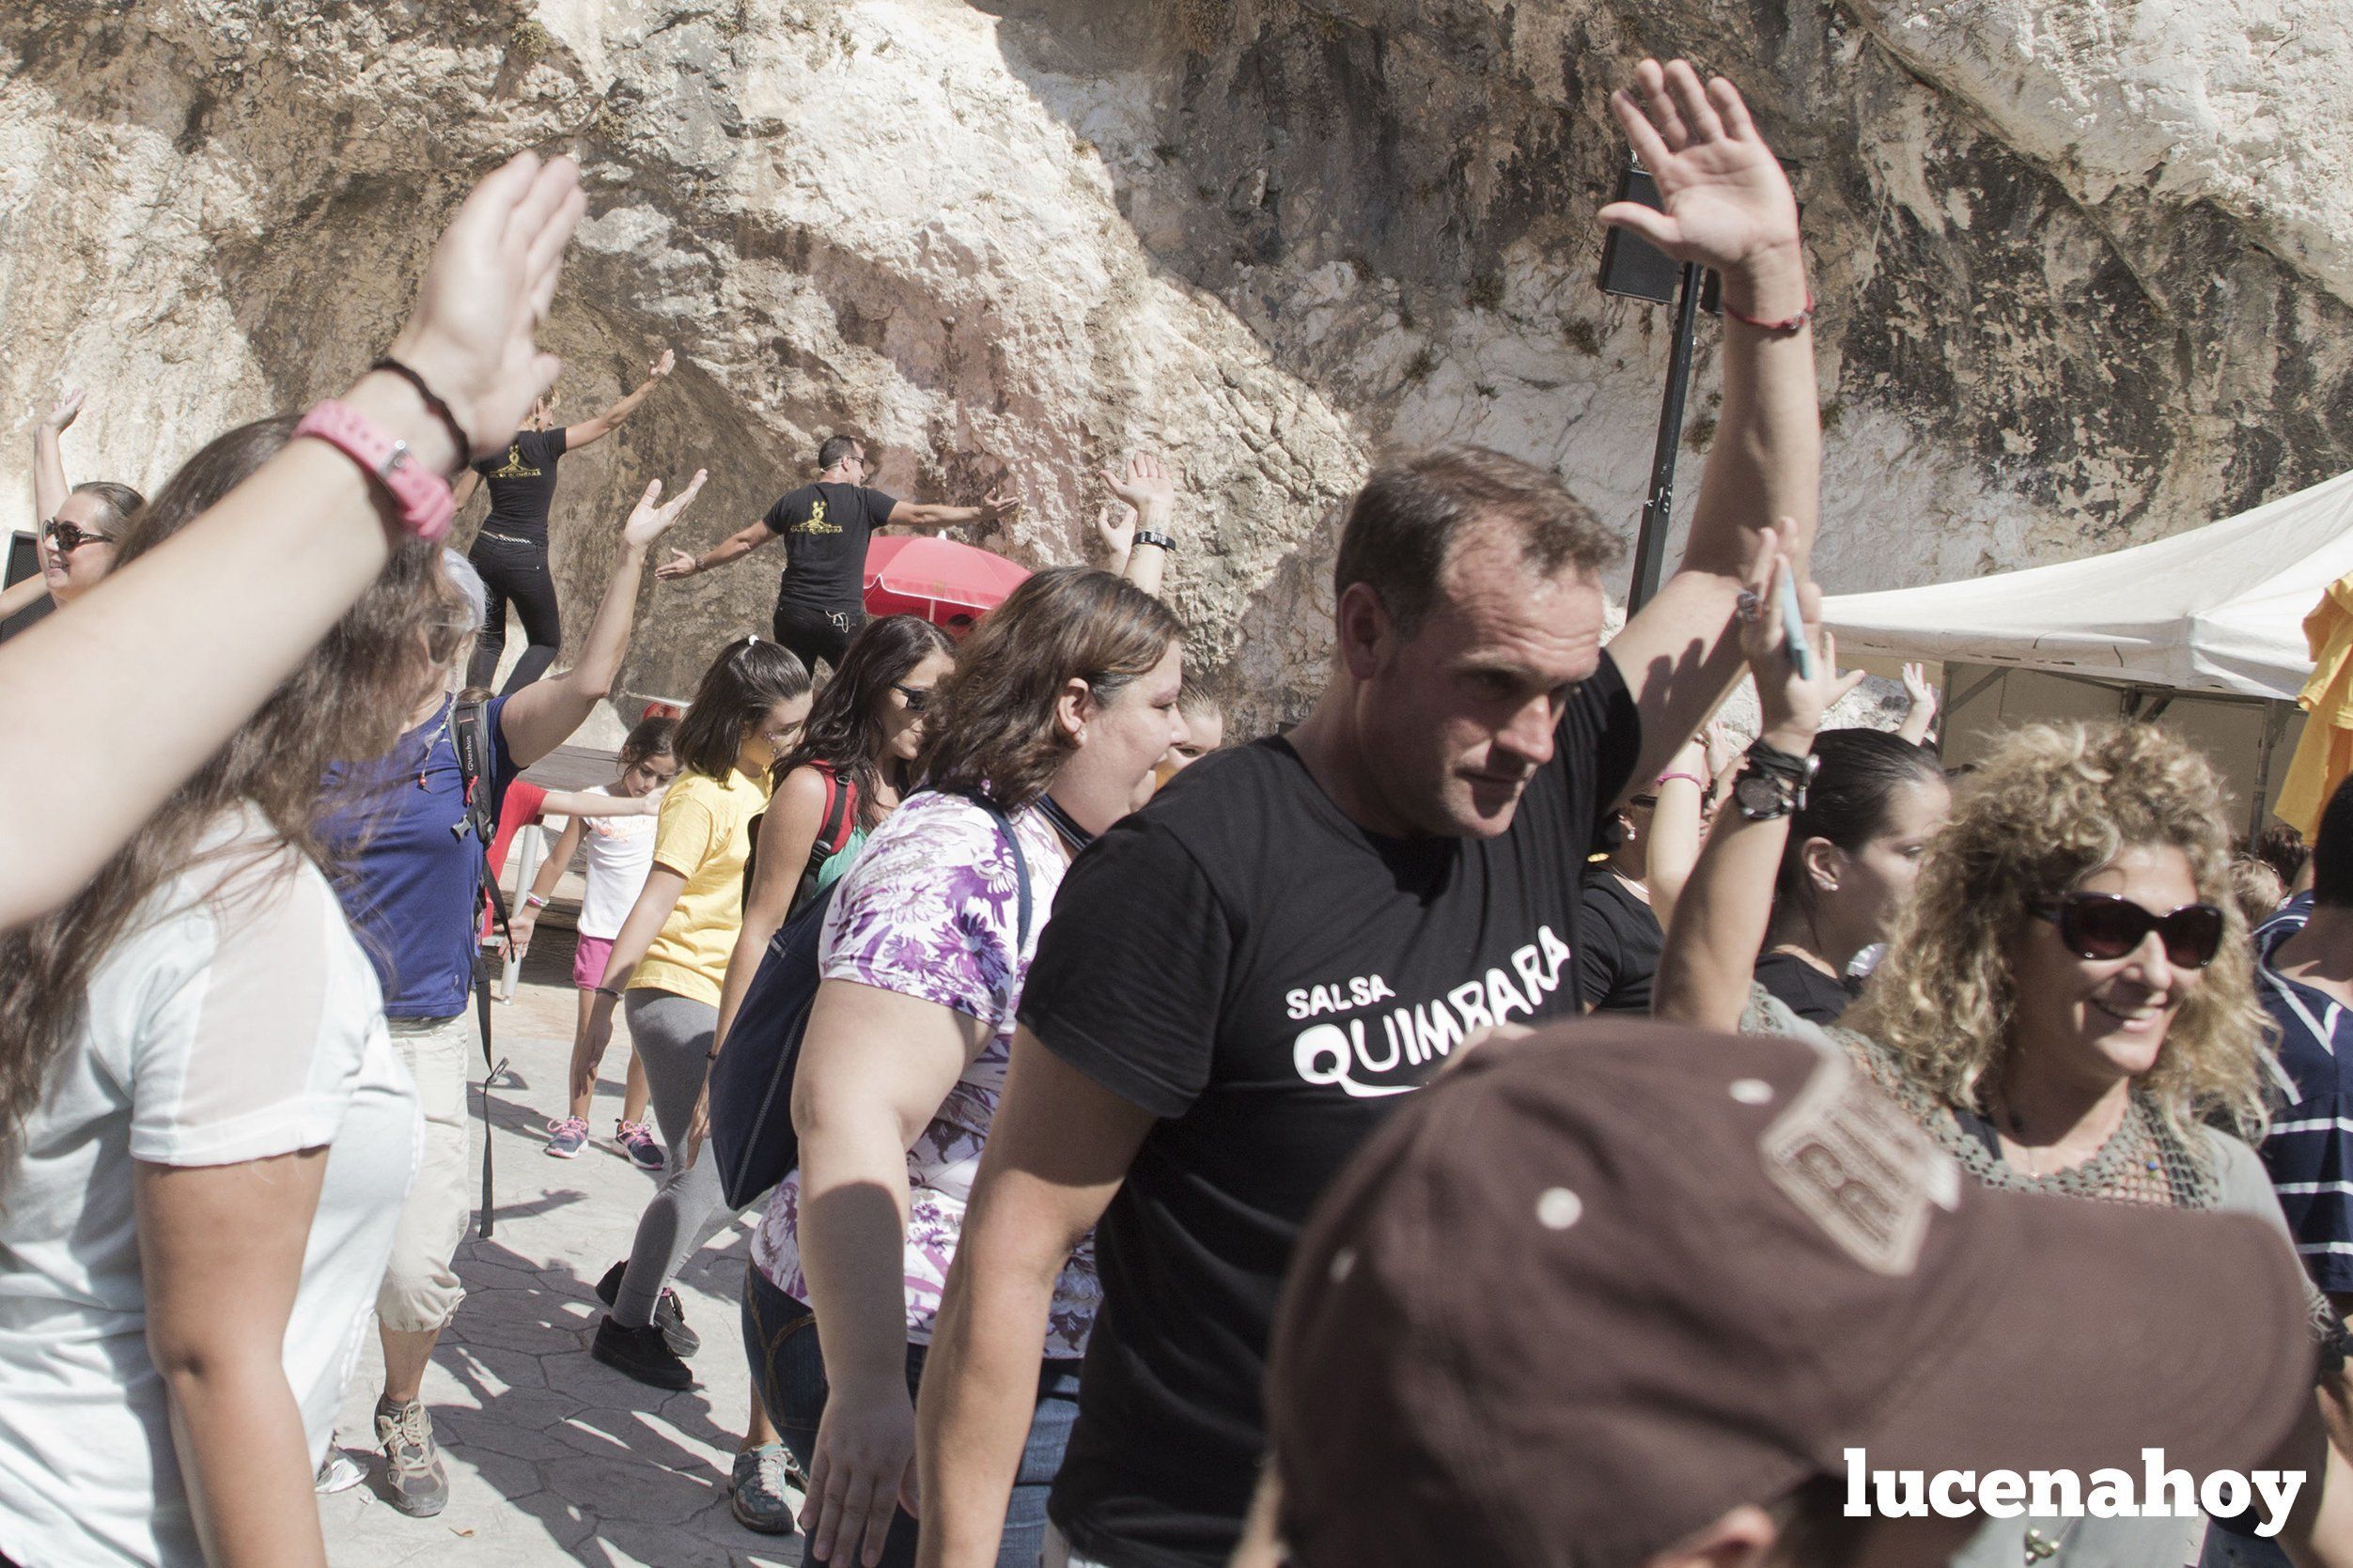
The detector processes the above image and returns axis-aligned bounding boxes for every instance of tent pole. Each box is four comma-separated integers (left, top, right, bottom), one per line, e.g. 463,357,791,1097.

1629,261,1704,613
2251,701,2288,840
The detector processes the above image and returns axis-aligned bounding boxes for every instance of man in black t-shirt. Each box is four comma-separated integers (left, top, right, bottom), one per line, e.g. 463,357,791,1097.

655,432,1021,671
453,349,675,691
913,61,1828,1568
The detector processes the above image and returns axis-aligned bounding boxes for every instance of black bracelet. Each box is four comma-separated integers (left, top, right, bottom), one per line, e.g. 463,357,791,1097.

1134,529,1176,553
367,357,473,475
1742,736,1815,780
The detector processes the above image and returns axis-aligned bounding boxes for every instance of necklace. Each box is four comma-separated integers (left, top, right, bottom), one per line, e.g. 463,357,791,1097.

1034,793,1095,855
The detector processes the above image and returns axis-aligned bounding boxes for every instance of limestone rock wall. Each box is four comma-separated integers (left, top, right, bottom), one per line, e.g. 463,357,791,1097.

3,0,2345,733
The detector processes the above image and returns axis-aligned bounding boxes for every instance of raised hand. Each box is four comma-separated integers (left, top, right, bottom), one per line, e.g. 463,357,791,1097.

1740,519,1862,747
1094,505,1136,567
1597,61,1802,298
647,348,676,380
621,469,709,551
979,489,1022,525
42,388,85,433
386,150,588,462
1102,451,1175,518
654,549,699,581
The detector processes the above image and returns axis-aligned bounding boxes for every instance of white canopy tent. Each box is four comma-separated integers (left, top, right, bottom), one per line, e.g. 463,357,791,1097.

1817,467,2353,831
1821,467,2353,702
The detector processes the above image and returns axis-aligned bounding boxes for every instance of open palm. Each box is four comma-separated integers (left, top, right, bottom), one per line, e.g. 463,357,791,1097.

623,469,709,550
1597,60,1800,277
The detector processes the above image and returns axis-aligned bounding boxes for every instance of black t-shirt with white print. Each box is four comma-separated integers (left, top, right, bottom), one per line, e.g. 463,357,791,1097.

760,481,901,618
1020,655,1642,1568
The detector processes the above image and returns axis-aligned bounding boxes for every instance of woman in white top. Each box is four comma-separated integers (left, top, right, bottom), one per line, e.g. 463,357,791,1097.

0,416,444,1567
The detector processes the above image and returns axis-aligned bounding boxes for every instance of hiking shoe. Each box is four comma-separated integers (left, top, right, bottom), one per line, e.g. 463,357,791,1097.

616,1118,664,1172
544,1116,589,1158
730,1443,799,1535
372,1397,448,1517
595,1259,700,1358
314,1447,366,1495
591,1315,694,1390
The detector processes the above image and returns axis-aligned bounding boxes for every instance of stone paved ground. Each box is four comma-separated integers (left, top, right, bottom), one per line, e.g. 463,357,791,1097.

319,908,804,1568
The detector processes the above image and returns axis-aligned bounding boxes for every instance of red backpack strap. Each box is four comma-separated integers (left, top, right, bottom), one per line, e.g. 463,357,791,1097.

812,762,854,860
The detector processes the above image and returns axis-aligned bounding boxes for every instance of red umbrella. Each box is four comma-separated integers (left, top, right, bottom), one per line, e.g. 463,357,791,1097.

864,535,1030,634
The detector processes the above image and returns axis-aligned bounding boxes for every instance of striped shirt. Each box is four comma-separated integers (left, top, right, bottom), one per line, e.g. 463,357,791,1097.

2255,918,2353,1293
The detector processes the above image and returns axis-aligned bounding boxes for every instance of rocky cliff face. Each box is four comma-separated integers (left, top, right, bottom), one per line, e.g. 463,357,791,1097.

4,0,2345,732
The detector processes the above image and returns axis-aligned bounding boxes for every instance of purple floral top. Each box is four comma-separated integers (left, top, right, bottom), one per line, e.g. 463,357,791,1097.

751,791,1099,1358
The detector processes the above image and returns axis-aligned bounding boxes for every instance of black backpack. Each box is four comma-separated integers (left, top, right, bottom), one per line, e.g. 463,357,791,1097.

708,790,1031,1212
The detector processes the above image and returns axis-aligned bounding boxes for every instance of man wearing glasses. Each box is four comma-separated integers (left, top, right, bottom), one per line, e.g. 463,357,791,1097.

656,433,1021,674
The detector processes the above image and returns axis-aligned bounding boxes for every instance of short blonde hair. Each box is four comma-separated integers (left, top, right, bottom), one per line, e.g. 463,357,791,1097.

1849,722,2273,1139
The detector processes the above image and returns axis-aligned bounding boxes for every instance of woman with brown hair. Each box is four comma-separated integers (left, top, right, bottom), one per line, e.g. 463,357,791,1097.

740,565,1185,1568
0,386,147,629
1654,536,2329,1568
0,417,448,1568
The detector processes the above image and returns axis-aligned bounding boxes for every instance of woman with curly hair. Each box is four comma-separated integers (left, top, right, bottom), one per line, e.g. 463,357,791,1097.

1655,539,2332,1567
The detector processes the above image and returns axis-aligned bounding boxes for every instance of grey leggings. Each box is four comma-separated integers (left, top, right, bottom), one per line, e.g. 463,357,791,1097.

615,987,752,1327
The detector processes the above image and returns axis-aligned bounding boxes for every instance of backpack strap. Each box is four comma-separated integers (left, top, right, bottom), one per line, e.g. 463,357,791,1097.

952,789,1034,951
449,696,506,1240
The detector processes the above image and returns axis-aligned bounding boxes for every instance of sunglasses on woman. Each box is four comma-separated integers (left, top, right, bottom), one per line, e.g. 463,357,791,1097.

2033,892,2226,969
893,682,932,714
42,519,114,554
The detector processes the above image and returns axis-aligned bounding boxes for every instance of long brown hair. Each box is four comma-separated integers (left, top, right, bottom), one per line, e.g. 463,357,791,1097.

0,418,455,1160
918,566,1182,811
775,613,955,828
673,636,813,781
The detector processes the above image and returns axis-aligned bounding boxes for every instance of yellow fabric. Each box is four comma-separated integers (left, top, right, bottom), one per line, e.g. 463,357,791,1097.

2274,572,2353,839
629,766,769,1006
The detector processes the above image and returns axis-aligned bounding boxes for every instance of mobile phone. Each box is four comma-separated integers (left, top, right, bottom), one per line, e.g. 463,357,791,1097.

1774,568,1814,680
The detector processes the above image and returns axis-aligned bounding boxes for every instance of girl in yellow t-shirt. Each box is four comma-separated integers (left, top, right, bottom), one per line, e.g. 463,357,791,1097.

578,635,812,1524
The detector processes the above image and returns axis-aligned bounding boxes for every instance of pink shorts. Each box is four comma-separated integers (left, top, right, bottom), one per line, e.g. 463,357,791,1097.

572,933,616,990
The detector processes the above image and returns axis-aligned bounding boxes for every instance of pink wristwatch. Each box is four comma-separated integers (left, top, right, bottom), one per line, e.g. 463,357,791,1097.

294,399,457,541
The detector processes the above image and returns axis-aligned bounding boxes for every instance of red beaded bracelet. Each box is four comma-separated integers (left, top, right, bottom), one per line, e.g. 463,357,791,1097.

1722,291,1815,334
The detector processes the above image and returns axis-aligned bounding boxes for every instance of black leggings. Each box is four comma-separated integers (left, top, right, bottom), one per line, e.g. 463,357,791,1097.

771,598,865,675
468,530,562,694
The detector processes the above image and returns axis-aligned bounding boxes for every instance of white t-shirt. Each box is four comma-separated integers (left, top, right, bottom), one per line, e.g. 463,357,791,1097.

0,813,420,1568
546,783,662,940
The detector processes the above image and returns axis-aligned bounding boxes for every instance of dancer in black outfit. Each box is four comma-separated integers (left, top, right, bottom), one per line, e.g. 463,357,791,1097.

656,432,1021,674
457,349,675,691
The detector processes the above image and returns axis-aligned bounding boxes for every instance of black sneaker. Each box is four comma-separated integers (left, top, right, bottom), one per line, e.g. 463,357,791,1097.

594,1260,701,1358
591,1315,695,1390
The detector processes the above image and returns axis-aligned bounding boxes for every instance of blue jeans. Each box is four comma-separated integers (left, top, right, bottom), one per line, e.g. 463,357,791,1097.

741,1266,1080,1568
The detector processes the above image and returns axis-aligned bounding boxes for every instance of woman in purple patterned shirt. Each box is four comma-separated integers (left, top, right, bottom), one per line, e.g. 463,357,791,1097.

743,566,1187,1568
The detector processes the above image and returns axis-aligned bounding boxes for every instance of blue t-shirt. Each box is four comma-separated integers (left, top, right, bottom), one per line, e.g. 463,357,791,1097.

322,695,519,1020
2254,919,2353,1294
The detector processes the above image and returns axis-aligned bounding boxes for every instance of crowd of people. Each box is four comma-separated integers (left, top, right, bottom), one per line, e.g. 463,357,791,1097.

1,54,2350,1568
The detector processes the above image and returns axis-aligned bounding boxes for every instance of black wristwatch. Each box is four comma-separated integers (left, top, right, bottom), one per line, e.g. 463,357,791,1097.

1134,529,1176,553
1733,737,1818,821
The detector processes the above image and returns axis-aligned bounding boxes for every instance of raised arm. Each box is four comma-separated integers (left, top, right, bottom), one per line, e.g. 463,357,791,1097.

32,388,81,529
0,573,50,623
137,1148,332,1568
1897,661,1940,747
915,1032,1154,1568
884,490,1021,534
1651,531,1857,1031
564,349,675,449
1100,453,1176,599
0,150,584,931
792,979,990,1567
654,516,773,582
499,469,706,767
1642,728,1711,930
1590,60,1819,795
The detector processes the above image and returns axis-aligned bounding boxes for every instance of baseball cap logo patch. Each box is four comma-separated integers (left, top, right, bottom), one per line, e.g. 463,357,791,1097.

1760,1048,1961,1275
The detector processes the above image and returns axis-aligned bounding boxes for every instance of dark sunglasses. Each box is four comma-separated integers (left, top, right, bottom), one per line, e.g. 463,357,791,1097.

893,682,932,714
2033,892,2225,969
42,518,114,554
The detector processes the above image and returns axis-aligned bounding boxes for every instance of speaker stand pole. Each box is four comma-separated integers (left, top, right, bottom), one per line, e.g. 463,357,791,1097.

1628,260,1704,613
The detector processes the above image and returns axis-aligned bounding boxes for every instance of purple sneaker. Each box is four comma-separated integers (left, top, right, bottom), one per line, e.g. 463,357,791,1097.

545,1116,589,1158
616,1120,664,1172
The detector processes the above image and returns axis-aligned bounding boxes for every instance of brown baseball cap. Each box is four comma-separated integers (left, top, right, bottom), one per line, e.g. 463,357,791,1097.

1266,1021,2317,1567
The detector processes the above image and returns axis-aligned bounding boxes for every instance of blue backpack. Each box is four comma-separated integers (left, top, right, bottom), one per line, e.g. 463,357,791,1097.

708,790,1031,1213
